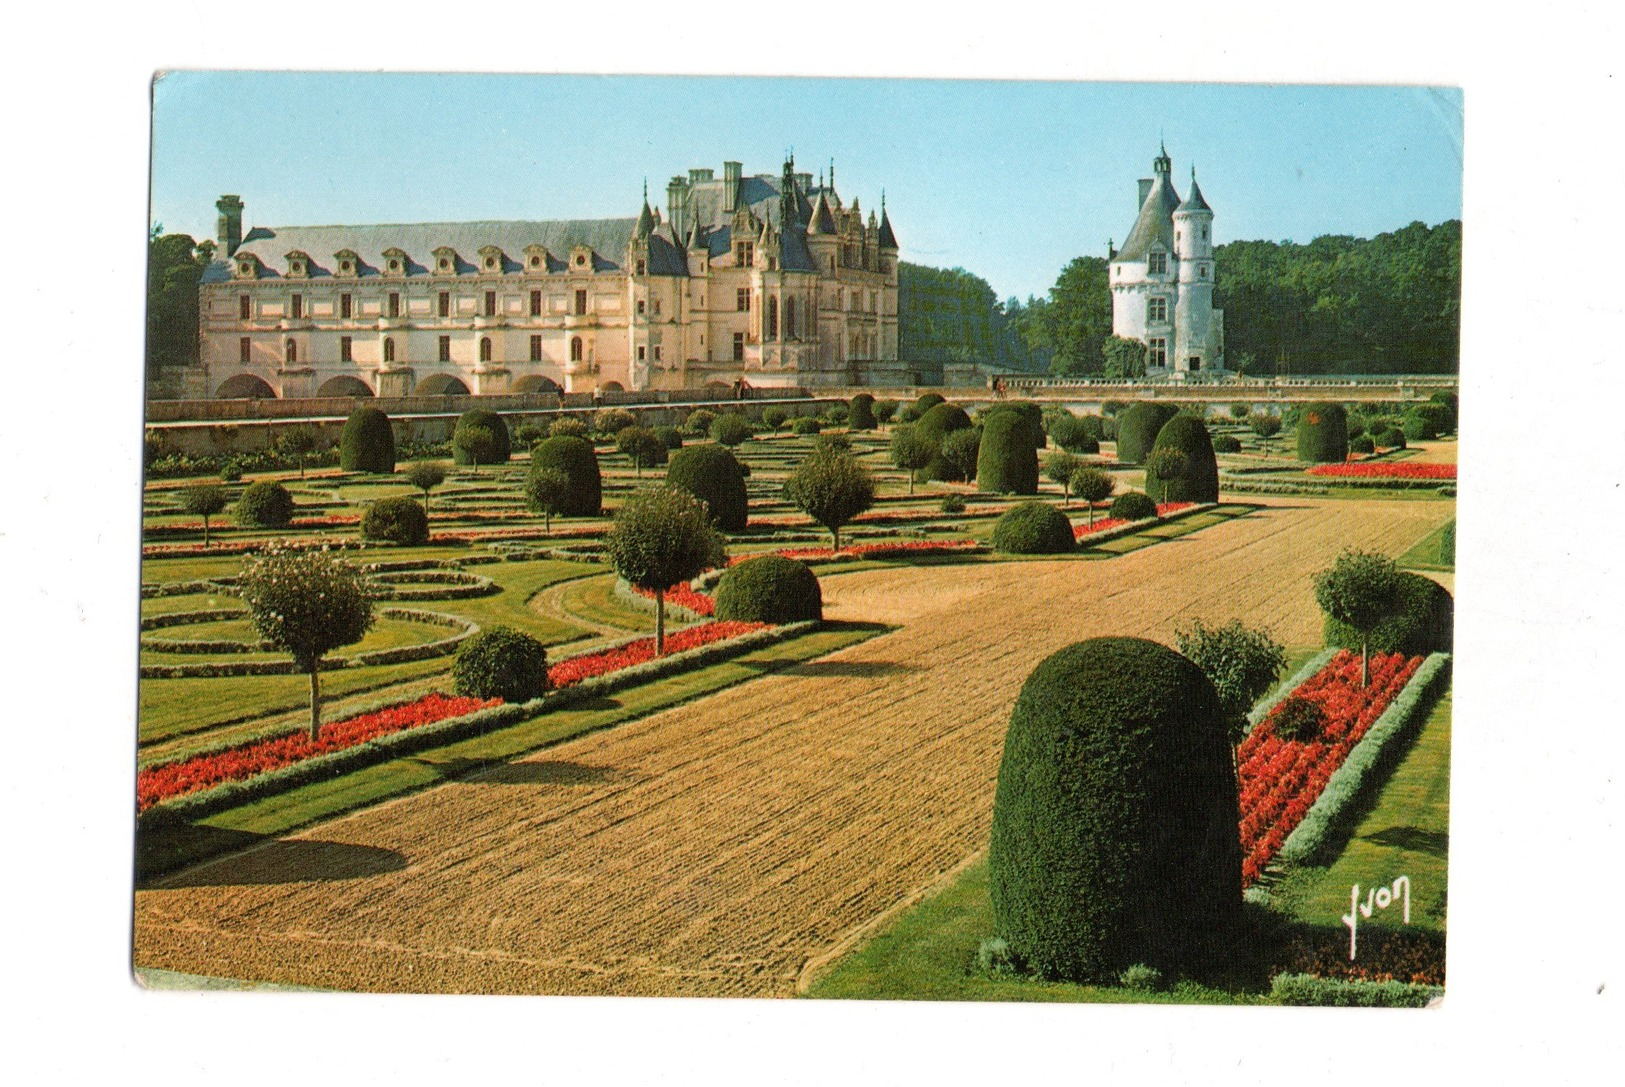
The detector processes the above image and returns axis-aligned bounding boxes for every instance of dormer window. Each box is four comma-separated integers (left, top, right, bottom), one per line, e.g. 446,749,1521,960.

478,245,506,273
524,244,549,273
570,245,592,271
234,254,258,280
284,251,310,279
334,249,360,277
1148,251,1167,274
382,247,409,277
432,247,458,275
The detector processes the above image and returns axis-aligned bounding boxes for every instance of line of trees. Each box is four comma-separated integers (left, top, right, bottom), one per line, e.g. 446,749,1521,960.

147,229,212,391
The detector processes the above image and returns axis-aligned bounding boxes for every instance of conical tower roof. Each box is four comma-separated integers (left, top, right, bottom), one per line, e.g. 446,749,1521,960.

1176,168,1211,214
1114,170,1182,263
877,195,898,249
634,191,656,238
806,191,836,236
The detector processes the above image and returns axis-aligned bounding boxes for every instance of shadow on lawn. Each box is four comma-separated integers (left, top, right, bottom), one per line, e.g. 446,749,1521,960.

1361,825,1449,857
430,756,622,787
751,658,917,679
147,833,407,889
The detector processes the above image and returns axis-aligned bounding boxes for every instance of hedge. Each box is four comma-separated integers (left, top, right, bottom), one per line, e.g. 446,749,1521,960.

1325,572,1453,657
1144,414,1220,503
990,501,1073,554
1115,402,1180,464
666,443,749,531
714,555,823,623
1296,403,1349,463
976,410,1040,494
452,409,512,466
340,407,396,473
529,435,603,517
1270,974,1441,1008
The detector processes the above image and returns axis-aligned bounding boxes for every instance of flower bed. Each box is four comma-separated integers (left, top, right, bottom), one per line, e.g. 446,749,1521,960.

1073,517,1129,539
627,582,716,617
547,620,765,688
137,692,500,811
142,536,359,559
1236,650,1422,887
1305,463,1456,480
1071,501,1209,542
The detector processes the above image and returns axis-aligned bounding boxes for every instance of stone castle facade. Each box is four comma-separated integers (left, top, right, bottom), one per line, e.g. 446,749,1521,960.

196,157,900,398
1109,145,1225,376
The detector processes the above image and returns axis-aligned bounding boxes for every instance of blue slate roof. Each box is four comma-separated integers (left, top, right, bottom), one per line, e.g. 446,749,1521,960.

1114,173,1182,263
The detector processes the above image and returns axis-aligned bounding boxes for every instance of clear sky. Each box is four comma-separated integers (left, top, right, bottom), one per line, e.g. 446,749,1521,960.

151,73,1462,302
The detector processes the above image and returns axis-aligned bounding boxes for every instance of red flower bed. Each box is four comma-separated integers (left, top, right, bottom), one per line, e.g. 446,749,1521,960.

631,582,716,616
546,620,766,688
1074,517,1129,538
1156,502,1195,515
429,524,602,544
1305,463,1456,480
1236,650,1422,886
137,692,500,810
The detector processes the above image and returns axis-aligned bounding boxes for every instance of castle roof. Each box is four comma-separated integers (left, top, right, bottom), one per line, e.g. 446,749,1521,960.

877,202,898,249
805,191,836,236
1176,170,1211,214
1113,172,1182,263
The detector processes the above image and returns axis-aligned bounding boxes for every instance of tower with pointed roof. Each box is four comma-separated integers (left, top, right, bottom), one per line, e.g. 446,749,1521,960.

1108,146,1225,375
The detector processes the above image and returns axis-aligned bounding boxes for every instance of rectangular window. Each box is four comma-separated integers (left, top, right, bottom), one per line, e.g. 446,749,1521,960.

484,290,497,317
737,288,751,312
239,337,251,363
737,242,754,266
340,293,352,319
438,335,451,363
637,345,646,361
529,334,542,361
438,291,450,318
530,290,542,317
1199,264,1209,279
238,294,251,320
1148,252,1167,274
1149,338,1167,368
635,259,647,276
652,298,661,316
653,346,662,361
573,289,587,316
290,294,303,319
732,332,745,361
1147,297,1167,323
340,336,353,363
636,299,646,315
388,293,400,318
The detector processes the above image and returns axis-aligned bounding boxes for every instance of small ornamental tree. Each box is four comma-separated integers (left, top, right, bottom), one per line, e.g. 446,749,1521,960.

238,548,374,738
275,425,322,478
941,428,984,486
453,423,499,476
1043,450,1080,507
529,435,602,517
452,625,550,703
1248,413,1283,440
236,480,296,528
710,413,754,447
1073,465,1115,527
1143,447,1191,505
524,466,571,533
604,485,727,655
889,425,935,494
1047,413,1091,454
1313,549,1403,687
1175,619,1287,747
616,425,668,477
593,407,637,438
404,462,447,513
683,408,717,436
782,448,876,551
761,406,789,431
1230,403,1252,419
176,483,228,545
873,399,899,425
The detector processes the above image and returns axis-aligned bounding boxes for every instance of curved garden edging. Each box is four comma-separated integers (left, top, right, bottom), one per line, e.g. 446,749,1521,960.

138,607,480,678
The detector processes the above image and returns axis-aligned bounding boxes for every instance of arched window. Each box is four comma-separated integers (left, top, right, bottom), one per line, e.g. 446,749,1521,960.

766,296,779,340
285,338,297,364
784,298,796,339
570,336,583,362
383,337,395,363
479,337,492,362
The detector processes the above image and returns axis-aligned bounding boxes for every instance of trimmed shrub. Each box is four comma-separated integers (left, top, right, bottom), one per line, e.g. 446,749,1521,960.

848,393,877,431
654,424,684,450
790,416,821,436
220,460,243,483
1271,974,1441,1009
1144,414,1220,503
234,480,295,528
989,637,1240,981
710,412,754,447
512,421,546,446
452,409,511,466
340,406,396,473
940,493,967,514
939,428,982,484
1325,572,1453,657
1374,426,1406,449
1046,411,1088,452
916,402,975,481
873,399,899,424
593,407,637,437
1109,491,1158,521
1100,416,1117,441
616,425,669,474
990,400,1046,450
821,403,850,426
977,410,1040,494
913,392,946,417
714,555,823,624
683,408,718,435
1428,391,1458,432
1115,402,1180,464
1212,434,1242,453
813,432,853,456
1403,402,1451,440
451,625,550,703
1296,403,1349,463
549,417,589,440
761,407,788,431
665,443,749,531
1349,434,1376,454
361,496,429,545
991,501,1074,554
528,435,602,517
1248,413,1282,440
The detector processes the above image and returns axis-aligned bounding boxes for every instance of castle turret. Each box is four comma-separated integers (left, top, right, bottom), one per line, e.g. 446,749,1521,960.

1171,167,1222,373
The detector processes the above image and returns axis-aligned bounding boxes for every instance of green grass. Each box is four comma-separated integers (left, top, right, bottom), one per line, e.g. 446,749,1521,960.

137,622,886,881
555,573,658,633
1398,518,1456,571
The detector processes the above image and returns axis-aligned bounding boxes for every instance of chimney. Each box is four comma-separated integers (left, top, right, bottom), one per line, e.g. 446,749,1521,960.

723,161,742,212
1137,179,1152,212
216,194,244,257
667,176,688,235
688,167,714,183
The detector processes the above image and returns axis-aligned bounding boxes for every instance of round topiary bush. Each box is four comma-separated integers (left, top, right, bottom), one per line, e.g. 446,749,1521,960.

451,625,550,704
654,424,684,450
361,496,429,545
786,415,819,436
916,402,975,481
848,393,877,431
683,408,717,436
1212,434,1242,454
990,401,1046,451
1109,491,1158,521
528,435,602,517
1349,434,1376,454
713,555,823,624
340,406,396,473
988,637,1240,981
1296,403,1349,463
236,480,295,528
1115,402,1180,464
452,408,512,466
1374,426,1406,449
940,493,967,514
991,501,1074,554
913,392,946,418
665,443,749,531
977,409,1040,495
1324,571,1453,658
1144,414,1220,503
710,413,754,447
1403,402,1451,440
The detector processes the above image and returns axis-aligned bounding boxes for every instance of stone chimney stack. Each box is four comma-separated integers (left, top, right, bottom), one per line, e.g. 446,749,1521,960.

723,161,742,212
216,194,244,257
1137,178,1152,212
667,176,688,236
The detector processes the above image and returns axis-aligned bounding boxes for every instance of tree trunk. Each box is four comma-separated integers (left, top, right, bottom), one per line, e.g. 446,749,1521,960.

655,589,666,656
1361,638,1370,688
832,524,841,552
308,664,322,740
1087,502,1095,528
905,471,913,495
544,510,551,534
202,515,211,547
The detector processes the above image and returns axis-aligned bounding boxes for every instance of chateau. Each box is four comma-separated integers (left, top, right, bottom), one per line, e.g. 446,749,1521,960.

197,156,900,398
1109,145,1225,376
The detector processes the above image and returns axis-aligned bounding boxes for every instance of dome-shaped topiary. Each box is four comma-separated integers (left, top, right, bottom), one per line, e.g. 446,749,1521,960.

236,480,295,528
916,402,975,481
1212,434,1242,454
1349,434,1376,454
1403,402,1451,440
452,625,550,703
977,410,1040,495
1144,414,1220,503
1324,571,1452,657
340,406,396,473
1109,491,1158,521
528,435,602,517
654,424,684,450
1115,402,1180,464
848,393,877,431
1296,403,1349,463
913,392,946,418
452,408,512,466
989,637,1240,981
991,501,1074,554
714,555,823,624
1374,426,1406,449
709,412,755,447
361,496,429,545
790,416,821,436
665,443,749,531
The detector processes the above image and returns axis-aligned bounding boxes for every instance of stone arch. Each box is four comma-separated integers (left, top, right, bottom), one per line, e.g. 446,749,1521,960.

416,373,471,396
599,381,626,392
215,373,278,399
513,374,562,394
316,375,375,397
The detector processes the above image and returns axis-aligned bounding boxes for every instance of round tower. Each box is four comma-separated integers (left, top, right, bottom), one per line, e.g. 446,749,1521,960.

1172,167,1222,374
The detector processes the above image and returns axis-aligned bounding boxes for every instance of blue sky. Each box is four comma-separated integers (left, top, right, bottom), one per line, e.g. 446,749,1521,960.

151,73,1462,302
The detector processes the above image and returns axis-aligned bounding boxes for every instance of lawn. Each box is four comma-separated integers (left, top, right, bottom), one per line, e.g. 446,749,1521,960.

1399,518,1456,572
